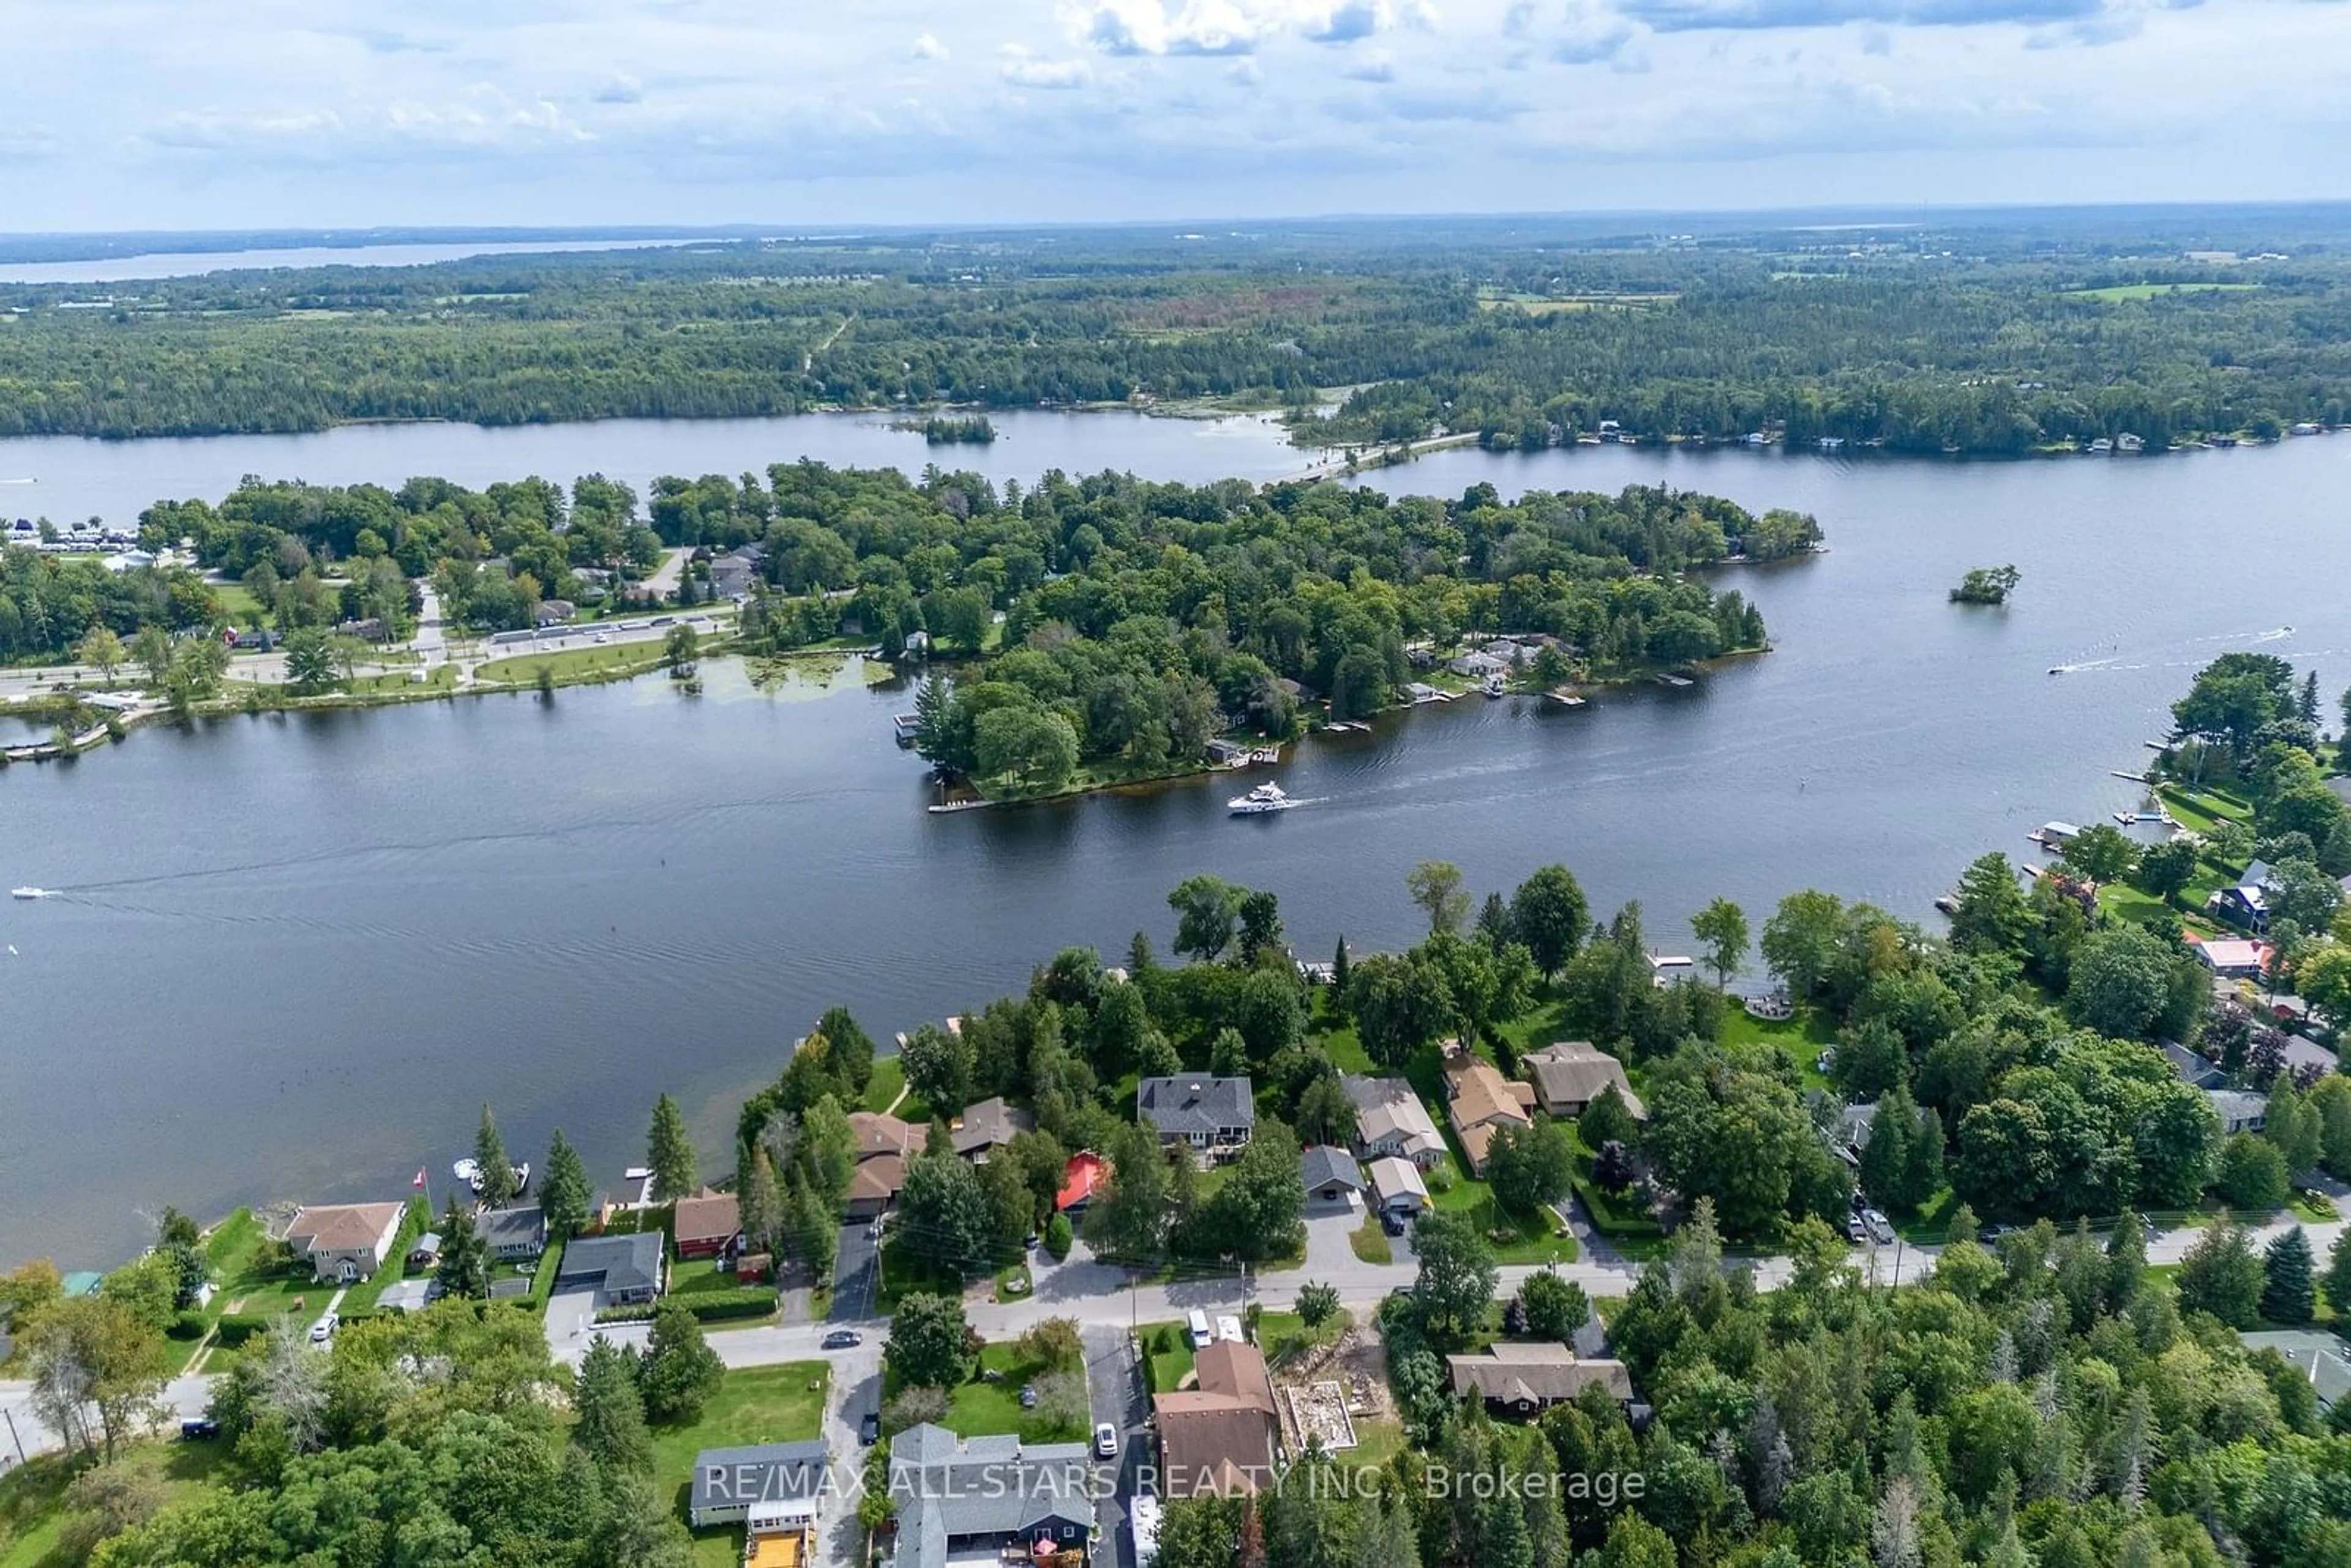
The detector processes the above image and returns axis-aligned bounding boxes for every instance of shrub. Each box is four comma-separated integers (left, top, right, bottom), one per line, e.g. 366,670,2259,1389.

168,1308,210,1340
211,1313,272,1348
595,1287,773,1324
883,1385,951,1432
1043,1212,1073,1260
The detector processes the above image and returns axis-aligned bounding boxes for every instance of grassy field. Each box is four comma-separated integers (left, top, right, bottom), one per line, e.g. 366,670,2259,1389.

654,1362,829,1568
212,582,267,627
2064,282,2263,302
1720,1005,1838,1089
0,1441,228,1568
1141,1323,1198,1394
941,1343,1087,1445
861,1056,931,1121
1252,1308,1342,1367
340,664,457,696
474,643,672,685
1349,1213,1392,1264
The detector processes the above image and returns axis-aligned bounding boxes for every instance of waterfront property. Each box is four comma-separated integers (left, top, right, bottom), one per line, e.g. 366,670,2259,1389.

1341,1075,1446,1169
672,1191,742,1261
283,1201,406,1283
1138,1075,1254,1156
478,1204,547,1262
1438,1044,1534,1177
847,1110,918,1218
1155,1339,1281,1499
555,1231,666,1304
1520,1041,1646,1120
1447,1343,1634,1417
688,1439,829,1529
951,1097,1035,1162
886,1423,1095,1568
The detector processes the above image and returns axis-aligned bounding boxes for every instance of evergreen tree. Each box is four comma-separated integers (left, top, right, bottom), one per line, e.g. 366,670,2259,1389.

647,1092,698,1203
738,1144,783,1258
473,1103,517,1209
432,1199,490,1300
572,1337,653,1476
2323,1229,2351,1319
2260,1226,2315,1326
540,1129,591,1240
638,1300,725,1425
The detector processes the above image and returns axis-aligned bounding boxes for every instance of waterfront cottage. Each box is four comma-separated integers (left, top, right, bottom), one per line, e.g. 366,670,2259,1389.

1342,1075,1447,1169
1138,1075,1254,1157
847,1155,909,1220
478,1205,547,1262
672,1191,741,1260
554,1231,666,1304
283,1201,406,1284
1520,1041,1646,1120
1439,1043,1535,1176
951,1097,1036,1161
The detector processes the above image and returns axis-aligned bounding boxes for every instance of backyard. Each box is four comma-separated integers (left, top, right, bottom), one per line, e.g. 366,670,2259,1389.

654,1361,829,1568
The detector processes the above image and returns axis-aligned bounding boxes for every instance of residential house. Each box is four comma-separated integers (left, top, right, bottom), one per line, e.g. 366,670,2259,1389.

2207,1089,2269,1136
847,1111,918,1218
689,1439,830,1529
2157,1040,2226,1090
1056,1150,1107,1214
1341,1075,1447,1169
2239,1330,2351,1411
334,617,389,643
478,1206,548,1262
1439,1044,1535,1176
283,1201,407,1284
1521,1042,1646,1120
1138,1076,1255,1157
1447,1343,1635,1417
672,1191,741,1261
2282,1037,2341,1079
1300,1146,1363,1202
951,1097,1036,1162
554,1231,666,1304
1367,1157,1431,1216
887,1424,1096,1568
534,599,576,626
1155,1340,1281,1499
1449,650,1509,680
2191,937,2270,978
710,551,761,600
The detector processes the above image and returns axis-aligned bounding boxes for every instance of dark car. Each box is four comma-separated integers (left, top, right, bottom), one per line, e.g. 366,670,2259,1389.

822,1329,863,1350
859,1411,882,1446
180,1418,220,1441
1380,1210,1407,1237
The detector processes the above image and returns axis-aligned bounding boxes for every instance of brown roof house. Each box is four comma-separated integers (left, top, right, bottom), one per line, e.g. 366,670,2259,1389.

284,1202,407,1283
1520,1042,1646,1120
1155,1339,1281,1498
843,1111,918,1220
673,1191,742,1261
1448,1342,1633,1418
849,1111,918,1160
951,1097,1036,1162
1439,1043,1534,1176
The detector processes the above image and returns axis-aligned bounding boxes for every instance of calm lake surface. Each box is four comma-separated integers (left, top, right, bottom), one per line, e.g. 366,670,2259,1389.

0,238,697,286
6,421,2351,1269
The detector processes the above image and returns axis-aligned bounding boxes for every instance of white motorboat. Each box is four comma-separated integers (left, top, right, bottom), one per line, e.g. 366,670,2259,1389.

10,887,53,899
452,1158,481,1185
1228,782,1298,816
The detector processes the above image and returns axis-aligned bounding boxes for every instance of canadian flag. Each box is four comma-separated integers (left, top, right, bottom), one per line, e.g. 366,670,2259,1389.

411,1168,428,1190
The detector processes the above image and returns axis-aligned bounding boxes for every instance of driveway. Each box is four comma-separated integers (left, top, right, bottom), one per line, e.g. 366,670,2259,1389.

1300,1195,1365,1277
812,1334,884,1568
543,1286,607,1364
1082,1325,1147,1568
831,1223,877,1321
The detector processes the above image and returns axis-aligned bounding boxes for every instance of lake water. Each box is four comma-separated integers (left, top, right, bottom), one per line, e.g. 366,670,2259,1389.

5,423,2351,1269
0,238,699,287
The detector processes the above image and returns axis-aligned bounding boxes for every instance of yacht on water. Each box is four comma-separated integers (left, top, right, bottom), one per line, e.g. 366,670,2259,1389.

1228,782,1298,816
10,887,54,899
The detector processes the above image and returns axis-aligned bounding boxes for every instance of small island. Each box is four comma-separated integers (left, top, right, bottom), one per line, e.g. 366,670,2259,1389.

894,415,998,446
1950,564,2021,605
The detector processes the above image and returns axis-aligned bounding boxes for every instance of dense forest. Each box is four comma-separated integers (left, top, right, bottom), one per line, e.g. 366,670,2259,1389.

3,212,2350,449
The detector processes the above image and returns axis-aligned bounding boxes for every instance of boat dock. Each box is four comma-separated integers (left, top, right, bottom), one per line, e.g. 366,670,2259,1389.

1545,689,1587,707
891,713,920,746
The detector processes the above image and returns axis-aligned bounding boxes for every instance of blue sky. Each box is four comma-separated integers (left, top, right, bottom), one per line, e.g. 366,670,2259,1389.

4,0,2346,229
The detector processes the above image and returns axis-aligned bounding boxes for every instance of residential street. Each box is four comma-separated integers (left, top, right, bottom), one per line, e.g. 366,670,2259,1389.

1082,1324,1148,1568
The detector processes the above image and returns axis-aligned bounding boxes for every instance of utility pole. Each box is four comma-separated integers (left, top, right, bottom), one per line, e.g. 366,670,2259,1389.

3,1406,26,1467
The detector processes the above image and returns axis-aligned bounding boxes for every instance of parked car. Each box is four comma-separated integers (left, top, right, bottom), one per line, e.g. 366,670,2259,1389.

1019,1384,1038,1408
1094,1423,1119,1460
180,1418,220,1441
822,1329,863,1350
859,1411,881,1446
1026,1232,1040,1250
1845,1215,1865,1243
1380,1210,1408,1237
1862,1209,1895,1245
309,1313,339,1343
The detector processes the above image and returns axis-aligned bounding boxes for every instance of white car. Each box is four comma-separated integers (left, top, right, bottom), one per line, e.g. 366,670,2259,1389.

593,632,610,644
309,1312,339,1343
1094,1423,1119,1460
1862,1209,1895,1245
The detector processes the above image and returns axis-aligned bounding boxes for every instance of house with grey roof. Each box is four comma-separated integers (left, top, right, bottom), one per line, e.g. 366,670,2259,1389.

2207,1088,2269,1136
1138,1076,1254,1155
887,1424,1095,1568
1521,1041,1646,1119
1342,1075,1445,1169
689,1439,830,1528
1447,1343,1634,1417
555,1231,666,1304
2240,1330,2351,1411
2156,1039,2226,1090
1300,1145,1363,1201
952,1097,1037,1161
478,1206,547,1262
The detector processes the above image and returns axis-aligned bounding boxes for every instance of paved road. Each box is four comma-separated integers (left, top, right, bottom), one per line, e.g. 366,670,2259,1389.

831,1223,879,1322
1083,1324,1147,1568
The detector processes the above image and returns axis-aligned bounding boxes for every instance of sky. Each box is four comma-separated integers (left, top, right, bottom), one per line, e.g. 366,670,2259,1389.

4,0,2348,230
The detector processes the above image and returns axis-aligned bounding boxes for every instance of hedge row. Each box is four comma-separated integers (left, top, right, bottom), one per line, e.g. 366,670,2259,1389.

593,1288,774,1325
212,1313,272,1348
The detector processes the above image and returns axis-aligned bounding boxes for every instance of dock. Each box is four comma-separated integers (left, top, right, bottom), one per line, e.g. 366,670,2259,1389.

1545,689,1587,707
891,713,921,746
925,799,991,814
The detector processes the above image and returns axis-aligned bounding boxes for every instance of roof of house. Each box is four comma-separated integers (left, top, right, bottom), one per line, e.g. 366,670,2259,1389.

849,1153,909,1206
1521,1041,1646,1117
409,1231,443,1255
1444,1051,1535,1131
2207,1088,2269,1126
558,1231,664,1297
2240,1330,2351,1408
2157,1039,2226,1089
1300,1145,1363,1192
1447,1342,1634,1405
691,1441,831,1520
477,1206,545,1250
1366,1156,1429,1206
952,1097,1035,1156
849,1111,917,1160
285,1202,406,1256
376,1279,435,1313
2282,1037,2340,1075
1155,1341,1280,1497
1341,1076,1445,1153
673,1192,741,1248
2192,936,2268,970
888,1424,1095,1568
1057,1150,1107,1211
1138,1076,1255,1137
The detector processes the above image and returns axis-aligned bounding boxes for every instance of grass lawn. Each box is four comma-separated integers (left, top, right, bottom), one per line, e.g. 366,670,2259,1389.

861,1056,931,1122
340,664,457,696
1720,1005,1838,1090
474,644,672,685
942,1343,1088,1445
653,1362,829,1567
212,582,267,626
0,1440,227,1568
2155,782,2252,837
1253,1309,1341,1367
1423,1134,1577,1266
1349,1214,1393,1264
2290,1190,2339,1223
1140,1324,1197,1394
1891,1188,1962,1244
670,1259,746,1297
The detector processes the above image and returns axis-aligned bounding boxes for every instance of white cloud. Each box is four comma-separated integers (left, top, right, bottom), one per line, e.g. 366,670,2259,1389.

593,74,643,104
912,32,951,59
1002,54,1097,88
